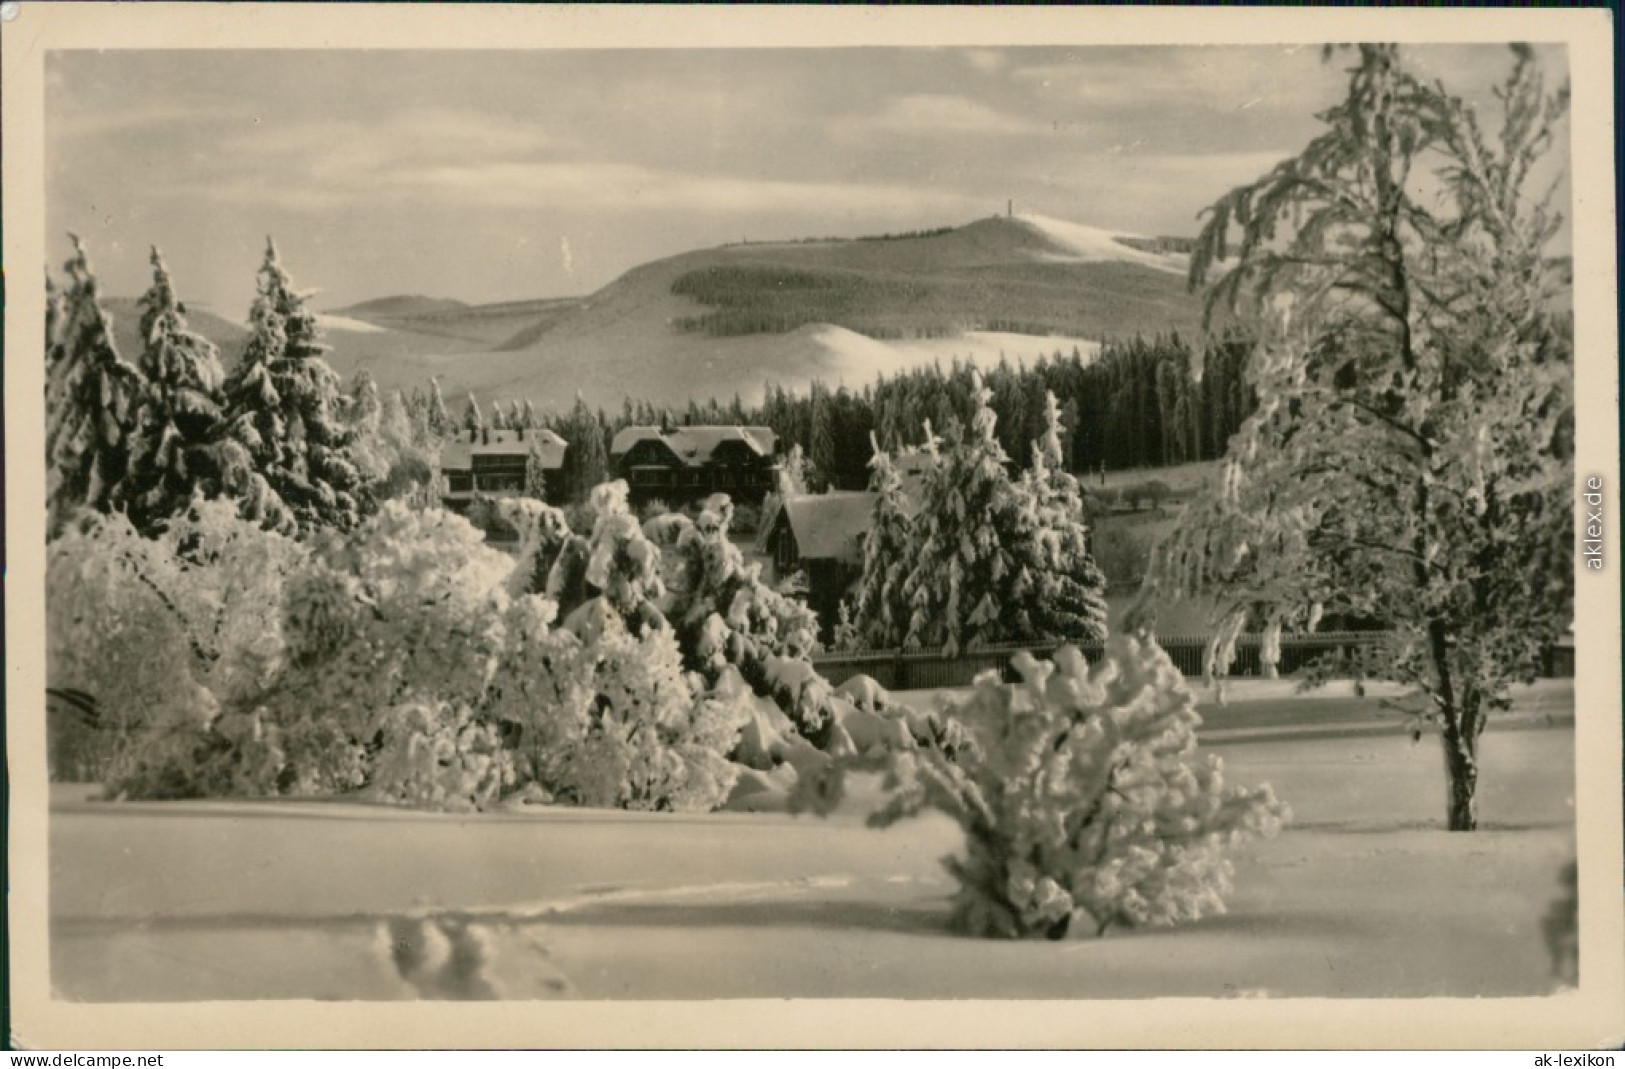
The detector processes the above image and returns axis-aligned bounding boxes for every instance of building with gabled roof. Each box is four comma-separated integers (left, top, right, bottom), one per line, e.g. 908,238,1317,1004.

609,424,779,506
441,426,569,518
761,490,920,640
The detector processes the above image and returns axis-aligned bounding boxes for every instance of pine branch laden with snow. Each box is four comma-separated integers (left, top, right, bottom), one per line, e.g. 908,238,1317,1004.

796,636,1287,939
1150,45,1573,831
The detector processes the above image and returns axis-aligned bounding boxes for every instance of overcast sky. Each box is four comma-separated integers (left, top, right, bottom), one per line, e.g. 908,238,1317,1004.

47,44,1569,316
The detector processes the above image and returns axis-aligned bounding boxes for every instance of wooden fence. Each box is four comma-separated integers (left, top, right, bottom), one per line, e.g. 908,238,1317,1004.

810,631,1573,691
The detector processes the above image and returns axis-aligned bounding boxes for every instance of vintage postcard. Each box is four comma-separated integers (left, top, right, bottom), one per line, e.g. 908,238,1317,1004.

5,3,1621,1051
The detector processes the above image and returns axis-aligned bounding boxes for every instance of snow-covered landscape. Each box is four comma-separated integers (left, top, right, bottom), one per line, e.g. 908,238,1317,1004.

17,14,1617,1055
50,685,1575,1001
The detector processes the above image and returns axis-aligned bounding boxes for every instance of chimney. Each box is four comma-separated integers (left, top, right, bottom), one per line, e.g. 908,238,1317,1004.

482,427,489,446
518,426,526,441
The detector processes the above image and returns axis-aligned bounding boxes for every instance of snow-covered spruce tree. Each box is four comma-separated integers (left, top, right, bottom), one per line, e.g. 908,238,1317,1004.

221,239,369,535
1145,46,1573,831
520,397,539,431
490,402,510,432
562,394,609,503
462,392,485,437
46,236,145,537
899,374,1039,655
840,434,921,650
426,377,453,439
47,498,308,795
112,248,236,536
1020,391,1109,643
809,381,837,490
793,637,1287,938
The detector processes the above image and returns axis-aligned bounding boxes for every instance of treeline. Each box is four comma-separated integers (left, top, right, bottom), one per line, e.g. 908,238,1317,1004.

440,333,1257,506
612,334,1256,490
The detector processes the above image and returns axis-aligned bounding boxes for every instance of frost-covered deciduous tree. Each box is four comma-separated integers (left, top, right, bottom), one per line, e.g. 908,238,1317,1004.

47,499,308,794
348,372,438,506
46,237,145,537
222,239,369,535
793,637,1287,938
1146,45,1573,831
278,504,513,746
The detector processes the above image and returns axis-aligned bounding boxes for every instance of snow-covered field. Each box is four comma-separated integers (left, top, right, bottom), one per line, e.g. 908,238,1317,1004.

776,325,1100,392
312,313,388,335
49,685,1575,1004
1016,213,1190,276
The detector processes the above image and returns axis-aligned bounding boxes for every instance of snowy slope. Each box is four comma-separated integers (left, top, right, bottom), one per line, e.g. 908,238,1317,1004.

780,324,1100,390
1016,213,1190,275
314,312,388,334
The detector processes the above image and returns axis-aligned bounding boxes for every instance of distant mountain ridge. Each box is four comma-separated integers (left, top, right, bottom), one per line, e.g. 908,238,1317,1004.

104,214,1206,411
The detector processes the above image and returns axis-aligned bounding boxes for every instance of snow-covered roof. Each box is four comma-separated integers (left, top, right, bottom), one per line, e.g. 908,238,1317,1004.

442,427,567,470
610,425,777,464
779,492,878,563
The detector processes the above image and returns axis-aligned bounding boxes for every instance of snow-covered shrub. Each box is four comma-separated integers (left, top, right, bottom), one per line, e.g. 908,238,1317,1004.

796,635,1287,939
269,503,512,792
579,481,665,622
46,499,306,793
487,594,749,811
483,496,574,599
660,495,820,676
763,654,839,744
370,699,515,812
652,493,829,751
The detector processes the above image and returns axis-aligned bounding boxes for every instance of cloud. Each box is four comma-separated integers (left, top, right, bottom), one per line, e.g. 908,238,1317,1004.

839,93,1047,139
223,108,553,174
383,160,983,217
1011,47,1337,114
962,49,1009,75
50,100,255,141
